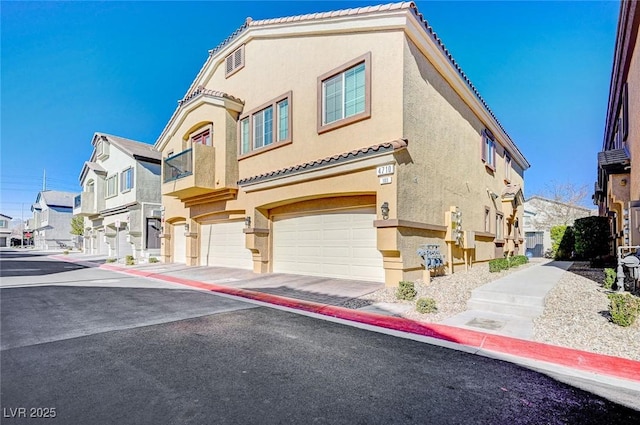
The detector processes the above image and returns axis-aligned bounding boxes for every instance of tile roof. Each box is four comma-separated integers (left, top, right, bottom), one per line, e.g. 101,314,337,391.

237,138,408,185
598,148,630,169
203,2,515,151
178,86,244,107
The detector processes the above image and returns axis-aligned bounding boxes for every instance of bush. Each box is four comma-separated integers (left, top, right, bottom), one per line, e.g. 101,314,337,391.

551,225,574,260
63,250,69,255
489,258,510,272
105,258,116,263
416,297,437,314
489,255,528,272
608,293,640,327
396,281,417,301
125,255,135,266
603,268,617,290
149,257,159,263
573,216,611,260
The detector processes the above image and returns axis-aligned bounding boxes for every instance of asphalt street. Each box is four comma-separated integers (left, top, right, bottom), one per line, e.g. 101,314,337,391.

1,250,639,424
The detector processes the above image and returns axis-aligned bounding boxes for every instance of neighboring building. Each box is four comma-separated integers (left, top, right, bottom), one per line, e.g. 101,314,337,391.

155,2,530,286
523,196,593,257
0,214,12,247
594,1,639,250
74,133,162,260
30,191,76,250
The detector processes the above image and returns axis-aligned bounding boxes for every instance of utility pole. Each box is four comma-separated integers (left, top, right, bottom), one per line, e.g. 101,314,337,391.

43,169,46,191
21,203,24,248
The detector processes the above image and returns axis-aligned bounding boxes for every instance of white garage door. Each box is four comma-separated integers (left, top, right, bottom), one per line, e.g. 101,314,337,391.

116,231,133,258
273,210,384,282
173,223,186,263
200,221,253,269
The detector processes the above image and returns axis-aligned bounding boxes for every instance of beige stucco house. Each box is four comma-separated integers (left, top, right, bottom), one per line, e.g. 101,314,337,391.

75,133,162,261
595,1,639,250
156,2,530,286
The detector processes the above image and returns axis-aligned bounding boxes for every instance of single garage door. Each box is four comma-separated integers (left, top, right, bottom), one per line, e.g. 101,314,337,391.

173,223,186,263
200,221,253,269
273,210,384,282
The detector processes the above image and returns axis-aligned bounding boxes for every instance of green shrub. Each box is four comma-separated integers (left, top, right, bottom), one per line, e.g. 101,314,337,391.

125,255,135,266
63,250,69,255
105,258,116,263
573,216,611,260
489,258,510,272
603,268,617,290
396,281,417,301
149,257,159,263
608,293,640,327
551,225,574,260
416,297,437,314
510,255,529,267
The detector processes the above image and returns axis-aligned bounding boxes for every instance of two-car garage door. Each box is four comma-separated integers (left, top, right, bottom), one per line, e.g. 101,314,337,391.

273,210,384,282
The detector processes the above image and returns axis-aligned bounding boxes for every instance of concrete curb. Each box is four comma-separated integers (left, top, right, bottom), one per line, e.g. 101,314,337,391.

94,262,640,384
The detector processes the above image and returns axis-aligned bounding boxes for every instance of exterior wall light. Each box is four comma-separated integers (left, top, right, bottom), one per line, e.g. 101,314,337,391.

381,202,390,220
245,216,251,228
184,223,190,233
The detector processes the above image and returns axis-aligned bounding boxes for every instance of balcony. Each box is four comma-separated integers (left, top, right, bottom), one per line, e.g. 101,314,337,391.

162,144,216,199
73,192,96,216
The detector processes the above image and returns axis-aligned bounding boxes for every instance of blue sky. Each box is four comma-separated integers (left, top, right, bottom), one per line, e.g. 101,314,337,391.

0,0,620,220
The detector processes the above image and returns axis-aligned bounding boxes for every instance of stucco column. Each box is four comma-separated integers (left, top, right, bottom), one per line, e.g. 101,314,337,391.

185,219,199,266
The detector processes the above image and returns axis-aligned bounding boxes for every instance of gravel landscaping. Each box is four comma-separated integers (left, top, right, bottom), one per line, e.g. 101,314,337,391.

343,259,640,361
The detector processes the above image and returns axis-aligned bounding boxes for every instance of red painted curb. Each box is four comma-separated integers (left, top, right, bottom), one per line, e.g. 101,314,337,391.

65,258,640,383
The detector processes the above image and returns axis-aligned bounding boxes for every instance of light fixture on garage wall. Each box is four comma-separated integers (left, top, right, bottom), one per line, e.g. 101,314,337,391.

245,216,251,228
381,202,390,220
185,223,190,233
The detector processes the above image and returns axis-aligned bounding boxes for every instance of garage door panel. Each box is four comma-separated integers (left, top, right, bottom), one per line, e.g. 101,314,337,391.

173,224,186,264
200,221,252,270
273,211,384,282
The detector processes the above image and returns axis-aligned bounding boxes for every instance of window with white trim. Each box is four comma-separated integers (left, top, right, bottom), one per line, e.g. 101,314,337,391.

120,167,134,192
482,130,496,170
105,175,117,198
484,207,491,233
318,53,371,133
239,92,291,156
225,45,245,78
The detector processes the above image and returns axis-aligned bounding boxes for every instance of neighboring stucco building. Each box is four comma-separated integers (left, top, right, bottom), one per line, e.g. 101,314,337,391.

523,196,594,257
74,133,162,261
156,2,530,286
30,191,75,250
0,214,12,247
595,1,639,250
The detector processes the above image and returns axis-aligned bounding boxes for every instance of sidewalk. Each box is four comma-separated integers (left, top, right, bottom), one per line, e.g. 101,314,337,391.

54,253,640,400
441,261,572,339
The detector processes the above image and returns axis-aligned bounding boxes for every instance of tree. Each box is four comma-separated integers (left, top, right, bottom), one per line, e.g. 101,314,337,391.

528,181,592,230
70,216,84,236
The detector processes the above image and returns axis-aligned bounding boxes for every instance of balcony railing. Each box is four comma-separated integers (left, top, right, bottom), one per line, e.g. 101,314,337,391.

163,149,193,183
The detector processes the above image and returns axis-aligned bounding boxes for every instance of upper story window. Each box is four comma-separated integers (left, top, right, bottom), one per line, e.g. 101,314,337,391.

191,129,211,146
0,220,7,228
86,180,95,193
504,153,512,182
317,52,371,134
120,167,134,192
225,45,245,78
481,129,496,170
105,175,117,199
239,92,292,156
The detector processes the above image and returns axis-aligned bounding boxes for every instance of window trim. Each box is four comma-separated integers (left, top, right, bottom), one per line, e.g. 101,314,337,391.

191,128,212,146
238,91,292,159
495,212,504,241
120,167,134,193
105,174,118,199
484,206,491,233
481,129,497,171
504,153,512,183
317,52,371,134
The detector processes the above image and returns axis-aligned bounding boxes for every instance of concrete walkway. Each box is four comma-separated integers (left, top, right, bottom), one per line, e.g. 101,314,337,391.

440,260,572,339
